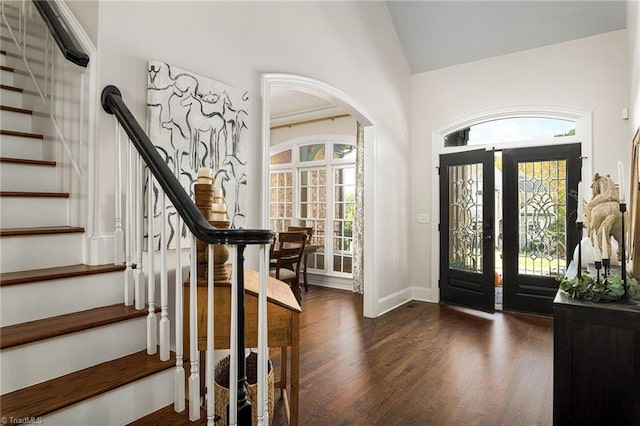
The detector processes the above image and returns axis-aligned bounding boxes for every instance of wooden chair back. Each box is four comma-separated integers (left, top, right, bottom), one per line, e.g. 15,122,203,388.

270,231,307,302
287,226,314,245
273,231,307,273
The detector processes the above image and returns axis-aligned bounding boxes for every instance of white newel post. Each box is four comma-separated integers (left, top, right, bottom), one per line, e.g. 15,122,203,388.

174,213,185,412
123,141,134,305
206,244,215,425
159,191,170,361
146,172,158,355
114,123,124,265
189,234,201,421
134,154,145,310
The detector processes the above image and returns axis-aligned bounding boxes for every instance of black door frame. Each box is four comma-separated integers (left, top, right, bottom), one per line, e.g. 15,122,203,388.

501,143,582,315
439,149,495,313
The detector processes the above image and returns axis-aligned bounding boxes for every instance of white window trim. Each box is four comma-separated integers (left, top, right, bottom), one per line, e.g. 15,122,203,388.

430,104,593,303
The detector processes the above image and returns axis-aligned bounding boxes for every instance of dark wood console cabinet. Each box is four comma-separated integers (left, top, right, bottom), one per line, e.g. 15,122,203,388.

553,290,640,425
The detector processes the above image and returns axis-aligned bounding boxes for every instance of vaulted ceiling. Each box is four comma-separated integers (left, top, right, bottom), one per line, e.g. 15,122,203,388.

386,0,627,74
271,1,628,121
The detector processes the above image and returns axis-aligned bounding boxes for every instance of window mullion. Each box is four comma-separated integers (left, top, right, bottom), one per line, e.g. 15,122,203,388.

293,166,299,224
326,163,333,275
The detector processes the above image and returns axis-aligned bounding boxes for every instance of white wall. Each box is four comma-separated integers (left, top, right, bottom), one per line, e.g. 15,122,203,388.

65,0,99,46
410,30,630,298
93,1,411,314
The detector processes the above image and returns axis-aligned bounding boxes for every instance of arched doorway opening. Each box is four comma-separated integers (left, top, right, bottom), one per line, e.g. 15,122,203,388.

261,74,378,317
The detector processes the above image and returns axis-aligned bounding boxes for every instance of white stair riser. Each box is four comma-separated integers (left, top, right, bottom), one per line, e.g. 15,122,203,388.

0,317,147,393
0,87,43,111
0,162,57,192
0,109,33,133
0,196,67,228
44,369,174,425
0,232,83,273
0,30,46,52
0,87,23,107
1,67,14,85
0,50,22,67
0,133,43,160
0,271,126,326
0,30,19,51
0,53,5,66
2,69,38,91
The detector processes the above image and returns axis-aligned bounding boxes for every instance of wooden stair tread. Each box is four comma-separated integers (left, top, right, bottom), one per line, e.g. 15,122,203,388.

0,191,70,198
1,105,32,115
1,303,147,349
0,84,23,93
0,157,56,166
127,404,210,426
0,263,124,286
0,226,85,237
0,349,176,419
1,65,15,72
0,129,44,139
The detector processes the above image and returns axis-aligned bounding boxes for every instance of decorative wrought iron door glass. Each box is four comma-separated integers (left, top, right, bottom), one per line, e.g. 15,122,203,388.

448,163,484,274
517,160,567,277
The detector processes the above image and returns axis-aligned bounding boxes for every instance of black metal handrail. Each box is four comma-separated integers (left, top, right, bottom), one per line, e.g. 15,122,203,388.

101,85,274,246
32,0,89,67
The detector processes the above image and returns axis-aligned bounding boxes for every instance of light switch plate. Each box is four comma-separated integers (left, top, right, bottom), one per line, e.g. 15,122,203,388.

417,213,430,224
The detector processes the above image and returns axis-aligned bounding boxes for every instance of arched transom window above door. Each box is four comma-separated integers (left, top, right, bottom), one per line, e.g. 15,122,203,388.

445,117,576,147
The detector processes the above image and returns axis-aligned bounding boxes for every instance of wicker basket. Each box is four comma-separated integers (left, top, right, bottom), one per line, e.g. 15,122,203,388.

214,352,274,425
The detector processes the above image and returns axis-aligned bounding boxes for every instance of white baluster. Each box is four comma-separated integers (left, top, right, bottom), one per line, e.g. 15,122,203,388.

114,122,124,265
189,234,200,421
146,172,157,355
206,244,215,426
174,213,185,412
159,191,170,361
229,245,238,426
134,153,145,310
123,140,134,306
257,244,269,426
44,30,49,98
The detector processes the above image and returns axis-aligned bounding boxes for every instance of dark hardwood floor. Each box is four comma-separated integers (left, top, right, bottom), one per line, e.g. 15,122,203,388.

270,286,553,425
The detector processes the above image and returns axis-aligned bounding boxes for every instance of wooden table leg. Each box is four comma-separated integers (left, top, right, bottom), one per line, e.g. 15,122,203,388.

280,346,288,392
291,315,300,426
302,253,309,292
280,346,290,424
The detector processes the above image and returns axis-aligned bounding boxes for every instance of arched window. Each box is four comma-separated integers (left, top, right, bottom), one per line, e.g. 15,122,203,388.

444,117,575,147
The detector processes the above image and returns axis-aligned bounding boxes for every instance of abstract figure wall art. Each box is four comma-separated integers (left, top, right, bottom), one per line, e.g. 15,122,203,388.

146,60,248,249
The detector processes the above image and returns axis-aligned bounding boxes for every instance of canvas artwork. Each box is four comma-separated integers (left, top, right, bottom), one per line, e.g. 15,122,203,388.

145,60,248,250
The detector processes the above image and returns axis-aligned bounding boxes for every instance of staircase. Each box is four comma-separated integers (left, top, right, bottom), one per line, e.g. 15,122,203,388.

0,8,204,424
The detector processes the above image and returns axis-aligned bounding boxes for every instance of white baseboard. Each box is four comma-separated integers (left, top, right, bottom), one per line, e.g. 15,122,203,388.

307,273,352,291
377,288,413,316
410,285,435,303
376,286,438,317
308,274,438,316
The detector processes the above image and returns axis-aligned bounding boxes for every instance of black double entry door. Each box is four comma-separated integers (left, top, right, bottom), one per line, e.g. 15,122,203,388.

439,144,581,315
